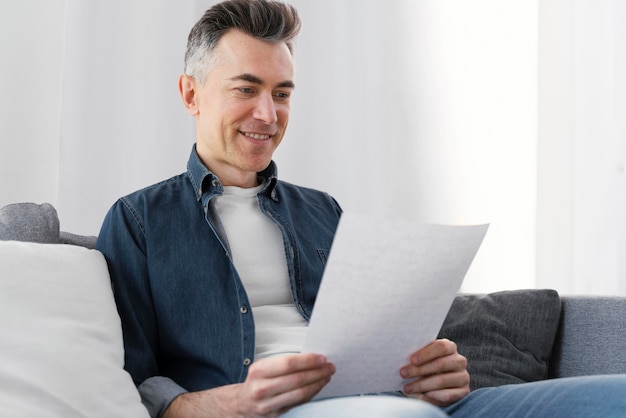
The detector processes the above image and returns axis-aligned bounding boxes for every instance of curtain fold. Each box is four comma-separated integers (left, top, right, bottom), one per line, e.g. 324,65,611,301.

58,0,198,234
537,0,626,295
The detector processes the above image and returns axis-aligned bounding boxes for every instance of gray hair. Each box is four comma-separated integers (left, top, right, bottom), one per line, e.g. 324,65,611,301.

184,0,301,84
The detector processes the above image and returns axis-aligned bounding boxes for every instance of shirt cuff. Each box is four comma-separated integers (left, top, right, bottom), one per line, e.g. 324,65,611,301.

138,376,188,418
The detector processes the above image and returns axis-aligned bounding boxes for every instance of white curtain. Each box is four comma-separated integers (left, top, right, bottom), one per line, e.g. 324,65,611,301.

1,1,624,296
57,0,201,234
537,0,626,295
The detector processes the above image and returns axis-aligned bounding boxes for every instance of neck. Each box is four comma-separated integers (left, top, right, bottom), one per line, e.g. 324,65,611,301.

202,160,259,188
195,144,261,188
221,172,259,188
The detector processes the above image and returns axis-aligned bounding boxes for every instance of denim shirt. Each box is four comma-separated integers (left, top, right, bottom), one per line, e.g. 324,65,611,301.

96,146,342,416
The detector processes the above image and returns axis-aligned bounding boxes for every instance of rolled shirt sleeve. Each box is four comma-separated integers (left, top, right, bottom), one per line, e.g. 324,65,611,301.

139,376,188,418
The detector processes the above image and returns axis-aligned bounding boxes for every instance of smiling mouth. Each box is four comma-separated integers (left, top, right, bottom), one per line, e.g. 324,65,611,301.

241,131,272,140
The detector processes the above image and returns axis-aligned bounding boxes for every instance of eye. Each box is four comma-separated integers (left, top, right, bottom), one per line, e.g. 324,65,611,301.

237,87,255,95
274,91,291,101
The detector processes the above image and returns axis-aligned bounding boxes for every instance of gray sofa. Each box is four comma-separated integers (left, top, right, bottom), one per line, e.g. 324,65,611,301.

1,202,625,414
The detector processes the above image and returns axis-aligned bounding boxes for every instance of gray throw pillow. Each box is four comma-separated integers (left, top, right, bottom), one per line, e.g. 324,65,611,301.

438,289,561,391
0,202,61,244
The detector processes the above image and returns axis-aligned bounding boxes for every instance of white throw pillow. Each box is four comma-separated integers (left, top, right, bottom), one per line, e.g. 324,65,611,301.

0,241,149,418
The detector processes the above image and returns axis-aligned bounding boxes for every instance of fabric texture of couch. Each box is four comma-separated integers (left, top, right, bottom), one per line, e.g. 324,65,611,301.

2,202,626,416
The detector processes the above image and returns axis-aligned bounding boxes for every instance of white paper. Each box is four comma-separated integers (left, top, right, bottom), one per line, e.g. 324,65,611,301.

301,212,488,399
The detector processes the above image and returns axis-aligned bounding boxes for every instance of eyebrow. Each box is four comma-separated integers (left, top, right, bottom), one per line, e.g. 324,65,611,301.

229,73,295,89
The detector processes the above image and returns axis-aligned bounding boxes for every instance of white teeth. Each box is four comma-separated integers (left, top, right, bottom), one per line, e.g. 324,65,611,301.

243,132,270,140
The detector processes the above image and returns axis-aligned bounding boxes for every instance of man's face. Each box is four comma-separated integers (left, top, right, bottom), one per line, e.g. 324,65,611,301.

181,29,295,187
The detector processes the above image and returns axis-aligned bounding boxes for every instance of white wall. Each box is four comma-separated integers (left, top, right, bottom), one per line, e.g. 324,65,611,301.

0,0,65,207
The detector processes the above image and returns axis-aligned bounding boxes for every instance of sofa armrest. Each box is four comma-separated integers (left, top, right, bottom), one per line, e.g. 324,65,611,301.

548,295,626,379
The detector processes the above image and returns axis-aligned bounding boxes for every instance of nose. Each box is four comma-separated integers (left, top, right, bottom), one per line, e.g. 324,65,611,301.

252,93,278,124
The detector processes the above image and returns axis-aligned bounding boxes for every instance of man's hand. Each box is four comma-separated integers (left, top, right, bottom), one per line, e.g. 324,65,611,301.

163,353,335,418
399,339,469,407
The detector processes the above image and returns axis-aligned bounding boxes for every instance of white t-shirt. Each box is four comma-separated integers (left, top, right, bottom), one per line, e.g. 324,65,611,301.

212,183,308,359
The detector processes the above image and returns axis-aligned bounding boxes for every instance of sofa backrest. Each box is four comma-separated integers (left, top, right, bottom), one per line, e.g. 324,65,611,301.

0,202,97,249
549,295,626,379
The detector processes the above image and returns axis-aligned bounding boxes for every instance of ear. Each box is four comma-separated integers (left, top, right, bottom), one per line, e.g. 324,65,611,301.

178,74,199,116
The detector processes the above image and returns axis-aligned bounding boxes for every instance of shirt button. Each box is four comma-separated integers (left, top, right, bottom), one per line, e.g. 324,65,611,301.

243,358,251,366
240,306,248,314
211,179,218,187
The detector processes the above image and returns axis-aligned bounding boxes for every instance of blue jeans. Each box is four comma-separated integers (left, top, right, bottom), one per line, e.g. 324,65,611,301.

281,375,626,417
281,394,446,418
445,375,626,418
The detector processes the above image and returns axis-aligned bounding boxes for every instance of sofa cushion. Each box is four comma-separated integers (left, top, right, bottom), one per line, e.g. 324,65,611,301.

438,289,561,391
0,202,60,243
0,241,149,417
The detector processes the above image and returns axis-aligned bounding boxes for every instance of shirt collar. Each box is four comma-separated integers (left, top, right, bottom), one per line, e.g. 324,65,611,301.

186,144,279,202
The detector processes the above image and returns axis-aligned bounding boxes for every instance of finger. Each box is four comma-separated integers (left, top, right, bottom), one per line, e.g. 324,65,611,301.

400,339,465,379
401,351,467,379
249,353,331,379
413,386,470,407
247,364,335,416
265,369,333,411
403,369,470,398
246,356,335,401
409,339,458,366
267,361,335,396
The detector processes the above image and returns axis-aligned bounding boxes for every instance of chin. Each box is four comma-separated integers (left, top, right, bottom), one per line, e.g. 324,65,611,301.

243,157,272,173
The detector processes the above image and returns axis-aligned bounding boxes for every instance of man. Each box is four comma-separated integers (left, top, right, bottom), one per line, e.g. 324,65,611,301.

97,1,626,417
98,1,465,416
